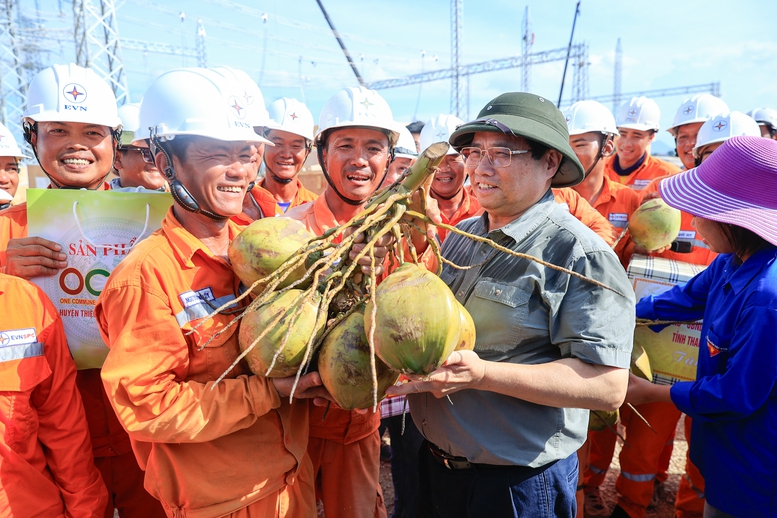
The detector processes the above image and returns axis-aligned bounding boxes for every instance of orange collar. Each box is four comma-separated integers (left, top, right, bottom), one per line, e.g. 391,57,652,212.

161,208,242,268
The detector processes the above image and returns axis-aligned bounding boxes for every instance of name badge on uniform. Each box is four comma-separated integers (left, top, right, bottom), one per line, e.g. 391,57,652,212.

0,328,41,362
633,179,651,189
677,230,696,240
609,213,628,227
179,287,216,309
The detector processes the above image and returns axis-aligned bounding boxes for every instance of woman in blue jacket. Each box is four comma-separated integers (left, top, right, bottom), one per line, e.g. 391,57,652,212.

625,135,777,518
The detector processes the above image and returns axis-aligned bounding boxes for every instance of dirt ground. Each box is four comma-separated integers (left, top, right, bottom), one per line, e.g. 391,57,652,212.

379,419,687,518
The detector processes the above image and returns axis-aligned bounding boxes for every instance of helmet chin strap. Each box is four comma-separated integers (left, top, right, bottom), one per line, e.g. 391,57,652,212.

267,165,294,185
584,134,612,178
24,121,119,191
316,142,390,206
151,135,229,221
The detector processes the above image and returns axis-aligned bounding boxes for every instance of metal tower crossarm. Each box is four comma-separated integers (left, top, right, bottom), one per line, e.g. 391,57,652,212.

366,44,585,90
73,0,130,105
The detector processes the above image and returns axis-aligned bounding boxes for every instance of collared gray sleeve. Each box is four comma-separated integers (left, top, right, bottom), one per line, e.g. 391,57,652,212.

551,248,635,369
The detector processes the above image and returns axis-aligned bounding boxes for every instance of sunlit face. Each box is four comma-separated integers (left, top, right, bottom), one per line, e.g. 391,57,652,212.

468,131,559,229
0,157,20,198
569,132,612,173
615,128,655,165
692,217,734,254
264,129,308,180
675,122,704,170
115,146,166,190
382,156,413,188
158,137,255,218
321,127,390,202
32,121,115,188
431,153,467,199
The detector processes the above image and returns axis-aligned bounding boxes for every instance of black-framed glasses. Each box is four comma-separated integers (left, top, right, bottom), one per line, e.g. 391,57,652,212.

120,146,154,164
460,146,530,168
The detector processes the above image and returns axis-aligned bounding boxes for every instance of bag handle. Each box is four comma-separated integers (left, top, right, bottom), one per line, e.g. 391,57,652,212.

72,201,151,251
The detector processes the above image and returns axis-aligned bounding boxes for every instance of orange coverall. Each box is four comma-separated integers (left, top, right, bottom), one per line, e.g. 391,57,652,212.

0,200,164,518
604,153,680,192
552,187,619,246
96,209,314,518
0,273,107,518
436,187,481,242
232,178,318,224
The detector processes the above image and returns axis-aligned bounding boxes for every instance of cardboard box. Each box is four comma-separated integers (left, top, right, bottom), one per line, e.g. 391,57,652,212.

627,254,707,385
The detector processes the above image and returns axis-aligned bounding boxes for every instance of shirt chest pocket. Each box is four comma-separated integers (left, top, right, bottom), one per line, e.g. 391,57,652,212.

466,280,532,353
0,355,51,448
185,312,246,380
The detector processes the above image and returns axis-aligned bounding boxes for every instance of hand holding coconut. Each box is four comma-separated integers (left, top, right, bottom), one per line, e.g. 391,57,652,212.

386,350,486,398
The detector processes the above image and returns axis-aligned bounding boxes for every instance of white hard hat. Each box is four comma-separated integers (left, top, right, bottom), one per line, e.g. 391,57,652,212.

563,100,619,136
316,86,399,146
615,96,661,132
693,112,762,155
666,94,729,136
393,124,418,159
117,102,141,146
264,97,315,141
23,63,121,129
210,66,270,130
135,67,271,146
419,114,465,155
0,122,29,158
747,107,777,130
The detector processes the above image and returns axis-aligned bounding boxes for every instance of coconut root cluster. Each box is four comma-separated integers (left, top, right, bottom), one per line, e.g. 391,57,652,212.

192,141,624,412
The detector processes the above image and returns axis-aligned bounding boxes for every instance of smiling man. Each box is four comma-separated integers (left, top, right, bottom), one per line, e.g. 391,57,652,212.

0,63,166,518
390,93,635,518
111,103,167,191
419,114,481,242
95,68,326,518
286,86,437,518
605,96,679,192
234,97,318,221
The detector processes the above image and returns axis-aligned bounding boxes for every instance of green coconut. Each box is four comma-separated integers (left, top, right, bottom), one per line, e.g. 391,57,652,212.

454,301,476,351
318,306,400,410
629,199,682,251
229,217,313,292
238,289,324,377
367,262,461,375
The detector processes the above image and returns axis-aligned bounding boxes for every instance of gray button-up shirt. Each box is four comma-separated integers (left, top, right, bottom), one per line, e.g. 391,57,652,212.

408,190,635,467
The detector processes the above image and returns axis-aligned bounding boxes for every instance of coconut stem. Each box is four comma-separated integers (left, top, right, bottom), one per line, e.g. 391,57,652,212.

405,210,627,298
367,248,380,413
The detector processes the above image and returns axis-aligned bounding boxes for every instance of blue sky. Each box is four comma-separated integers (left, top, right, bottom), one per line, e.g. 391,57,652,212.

20,0,777,149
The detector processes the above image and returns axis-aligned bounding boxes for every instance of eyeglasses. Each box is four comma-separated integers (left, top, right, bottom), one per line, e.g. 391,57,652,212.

460,146,530,168
120,146,155,164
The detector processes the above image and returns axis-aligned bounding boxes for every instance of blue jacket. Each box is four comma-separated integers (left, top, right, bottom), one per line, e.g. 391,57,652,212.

636,247,777,518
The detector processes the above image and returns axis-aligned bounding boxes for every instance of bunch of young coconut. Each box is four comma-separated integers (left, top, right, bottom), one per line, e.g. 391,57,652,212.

194,141,624,411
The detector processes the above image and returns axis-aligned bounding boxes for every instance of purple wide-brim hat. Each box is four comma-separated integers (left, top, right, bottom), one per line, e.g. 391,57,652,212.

659,135,777,246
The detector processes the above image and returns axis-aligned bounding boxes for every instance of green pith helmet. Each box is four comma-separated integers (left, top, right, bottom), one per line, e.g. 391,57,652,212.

449,92,585,187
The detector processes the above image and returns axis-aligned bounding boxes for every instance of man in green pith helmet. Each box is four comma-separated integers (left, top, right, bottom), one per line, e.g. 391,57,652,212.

389,92,635,518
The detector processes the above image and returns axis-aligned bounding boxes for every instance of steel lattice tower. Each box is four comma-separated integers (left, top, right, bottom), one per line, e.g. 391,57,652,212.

0,0,30,156
73,0,130,105
521,6,532,92
196,18,207,68
450,0,463,117
572,42,589,103
613,38,622,112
